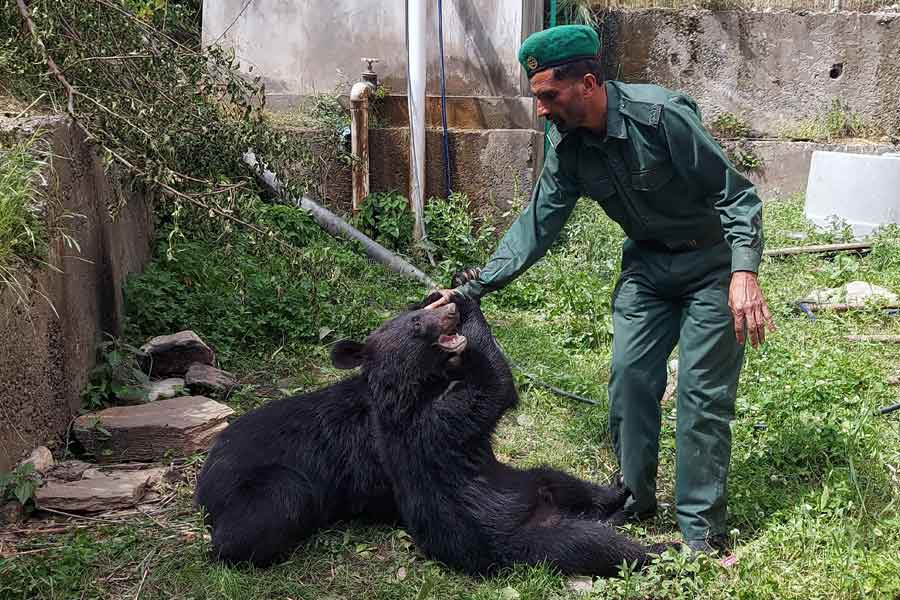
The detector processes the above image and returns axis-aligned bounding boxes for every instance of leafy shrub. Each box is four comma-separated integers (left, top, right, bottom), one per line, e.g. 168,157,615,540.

352,191,414,252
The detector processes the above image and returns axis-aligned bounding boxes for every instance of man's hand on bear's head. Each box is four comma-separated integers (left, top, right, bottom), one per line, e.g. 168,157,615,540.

424,288,456,310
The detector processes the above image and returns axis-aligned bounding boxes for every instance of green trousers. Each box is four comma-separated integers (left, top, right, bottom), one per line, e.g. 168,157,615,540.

608,239,745,542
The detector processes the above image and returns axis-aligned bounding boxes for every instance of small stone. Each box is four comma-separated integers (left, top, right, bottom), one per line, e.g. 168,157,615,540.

516,414,534,427
566,576,594,593
146,378,186,402
46,460,93,482
140,331,214,377
185,363,237,395
20,446,54,475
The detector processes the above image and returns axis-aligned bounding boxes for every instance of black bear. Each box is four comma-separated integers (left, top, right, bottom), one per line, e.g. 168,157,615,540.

194,361,396,566
331,293,676,577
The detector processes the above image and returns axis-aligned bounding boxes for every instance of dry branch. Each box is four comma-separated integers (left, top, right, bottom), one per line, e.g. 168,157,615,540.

764,242,872,257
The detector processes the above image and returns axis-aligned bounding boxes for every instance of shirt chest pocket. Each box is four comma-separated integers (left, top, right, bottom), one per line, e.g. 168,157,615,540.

630,162,675,193
582,174,629,225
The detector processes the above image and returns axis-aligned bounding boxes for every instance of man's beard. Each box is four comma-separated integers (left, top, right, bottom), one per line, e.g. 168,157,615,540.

549,115,569,132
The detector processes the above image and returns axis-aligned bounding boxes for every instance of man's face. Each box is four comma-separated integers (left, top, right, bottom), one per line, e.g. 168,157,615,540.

530,69,587,133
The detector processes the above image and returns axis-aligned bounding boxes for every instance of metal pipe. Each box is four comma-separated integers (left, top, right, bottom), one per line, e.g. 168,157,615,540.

349,80,375,212
407,0,427,243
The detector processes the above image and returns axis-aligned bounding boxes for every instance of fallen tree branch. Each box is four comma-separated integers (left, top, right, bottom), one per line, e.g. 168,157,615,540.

16,0,77,116
764,242,872,257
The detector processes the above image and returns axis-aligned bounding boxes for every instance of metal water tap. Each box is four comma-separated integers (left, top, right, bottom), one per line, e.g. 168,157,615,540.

361,57,379,86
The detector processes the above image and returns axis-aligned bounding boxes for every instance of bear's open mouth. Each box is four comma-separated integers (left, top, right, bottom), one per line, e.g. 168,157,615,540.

438,333,467,354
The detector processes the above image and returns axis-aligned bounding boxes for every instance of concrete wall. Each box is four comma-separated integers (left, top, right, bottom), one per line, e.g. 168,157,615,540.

601,9,900,136
0,116,155,471
280,126,538,227
202,0,541,101
721,139,899,199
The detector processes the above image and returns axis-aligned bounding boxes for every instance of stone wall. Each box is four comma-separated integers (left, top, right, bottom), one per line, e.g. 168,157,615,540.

601,9,900,137
0,116,155,471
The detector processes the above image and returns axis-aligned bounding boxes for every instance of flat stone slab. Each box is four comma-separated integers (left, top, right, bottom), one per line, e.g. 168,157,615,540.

35,468,168,512
140,330,214,377
73,396,233,463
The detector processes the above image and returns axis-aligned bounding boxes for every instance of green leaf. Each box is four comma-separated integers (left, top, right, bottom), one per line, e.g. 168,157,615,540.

14,479,36,505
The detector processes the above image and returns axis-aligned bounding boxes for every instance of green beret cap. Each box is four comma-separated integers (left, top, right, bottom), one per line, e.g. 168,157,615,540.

518,24,600,78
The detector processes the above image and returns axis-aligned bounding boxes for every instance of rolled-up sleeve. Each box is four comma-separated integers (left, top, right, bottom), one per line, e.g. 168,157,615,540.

457,144,581,299
661,96,764,273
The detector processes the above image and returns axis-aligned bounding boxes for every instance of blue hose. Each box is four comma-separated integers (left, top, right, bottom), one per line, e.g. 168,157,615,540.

437,0,452,195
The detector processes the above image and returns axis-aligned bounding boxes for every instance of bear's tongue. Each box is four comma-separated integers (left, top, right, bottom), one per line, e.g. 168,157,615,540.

438,333,467,354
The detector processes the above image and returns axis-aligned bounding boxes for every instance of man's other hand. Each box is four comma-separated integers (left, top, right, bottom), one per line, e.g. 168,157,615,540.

729,271,776,348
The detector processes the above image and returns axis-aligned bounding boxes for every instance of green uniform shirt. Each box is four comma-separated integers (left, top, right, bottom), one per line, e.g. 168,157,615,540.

457,81,764,300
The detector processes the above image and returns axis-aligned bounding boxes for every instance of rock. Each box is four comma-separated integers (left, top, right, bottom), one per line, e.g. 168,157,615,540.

0,500,26,525
73,396,234,463
146,378,186,402
140,331,214,377
46,460,93,482
566,576,594,593
20,446,54,475
800,281,898,307
185,363,237,395
35,469,162,512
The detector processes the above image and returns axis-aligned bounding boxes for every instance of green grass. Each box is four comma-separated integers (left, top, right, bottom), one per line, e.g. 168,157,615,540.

0,134,45,299
3,196,900,599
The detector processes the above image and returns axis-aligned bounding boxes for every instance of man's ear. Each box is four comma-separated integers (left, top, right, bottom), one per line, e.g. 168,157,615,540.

331,340,366,369
582,72,599,95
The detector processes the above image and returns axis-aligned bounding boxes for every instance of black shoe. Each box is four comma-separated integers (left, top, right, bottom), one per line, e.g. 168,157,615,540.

606,506,658,527
685,533,728,556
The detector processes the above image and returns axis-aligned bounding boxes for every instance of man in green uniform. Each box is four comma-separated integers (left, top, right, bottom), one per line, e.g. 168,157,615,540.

426,24,776,553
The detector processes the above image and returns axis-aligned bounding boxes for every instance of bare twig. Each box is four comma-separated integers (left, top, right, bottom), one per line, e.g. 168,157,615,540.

800,303,900,313
37,506,131,524
846,335,900,343
764,242,872,257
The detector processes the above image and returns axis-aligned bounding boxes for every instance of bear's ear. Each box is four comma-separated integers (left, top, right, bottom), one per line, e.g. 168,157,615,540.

331,340,366,369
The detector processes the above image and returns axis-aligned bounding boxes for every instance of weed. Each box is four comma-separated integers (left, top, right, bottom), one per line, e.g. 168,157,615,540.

352,190,415,252
81,336,150,410
0,133,46,299
0,462,39,506
730,146,764,172
781,99,871,141
712,112,751,138
423,191,495,280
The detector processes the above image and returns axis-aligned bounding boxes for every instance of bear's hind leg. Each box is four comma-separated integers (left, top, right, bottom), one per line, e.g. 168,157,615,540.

208,465,320,567
530,468,628,521
513,518,671,577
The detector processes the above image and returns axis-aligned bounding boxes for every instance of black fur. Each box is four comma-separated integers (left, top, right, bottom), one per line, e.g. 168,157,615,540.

355,294,676,577
193,370,395,566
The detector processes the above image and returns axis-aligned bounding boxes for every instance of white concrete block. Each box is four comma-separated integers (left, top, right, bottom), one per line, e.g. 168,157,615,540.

805,151,900,239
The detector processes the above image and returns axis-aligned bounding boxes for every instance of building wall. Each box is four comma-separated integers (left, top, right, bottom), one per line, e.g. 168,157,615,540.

202,0,541,101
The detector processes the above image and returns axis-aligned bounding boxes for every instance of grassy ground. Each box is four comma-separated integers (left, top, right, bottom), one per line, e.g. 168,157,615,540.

2,196,900,599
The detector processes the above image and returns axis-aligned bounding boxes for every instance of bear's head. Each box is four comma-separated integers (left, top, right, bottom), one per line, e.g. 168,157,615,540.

331,303,467,381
